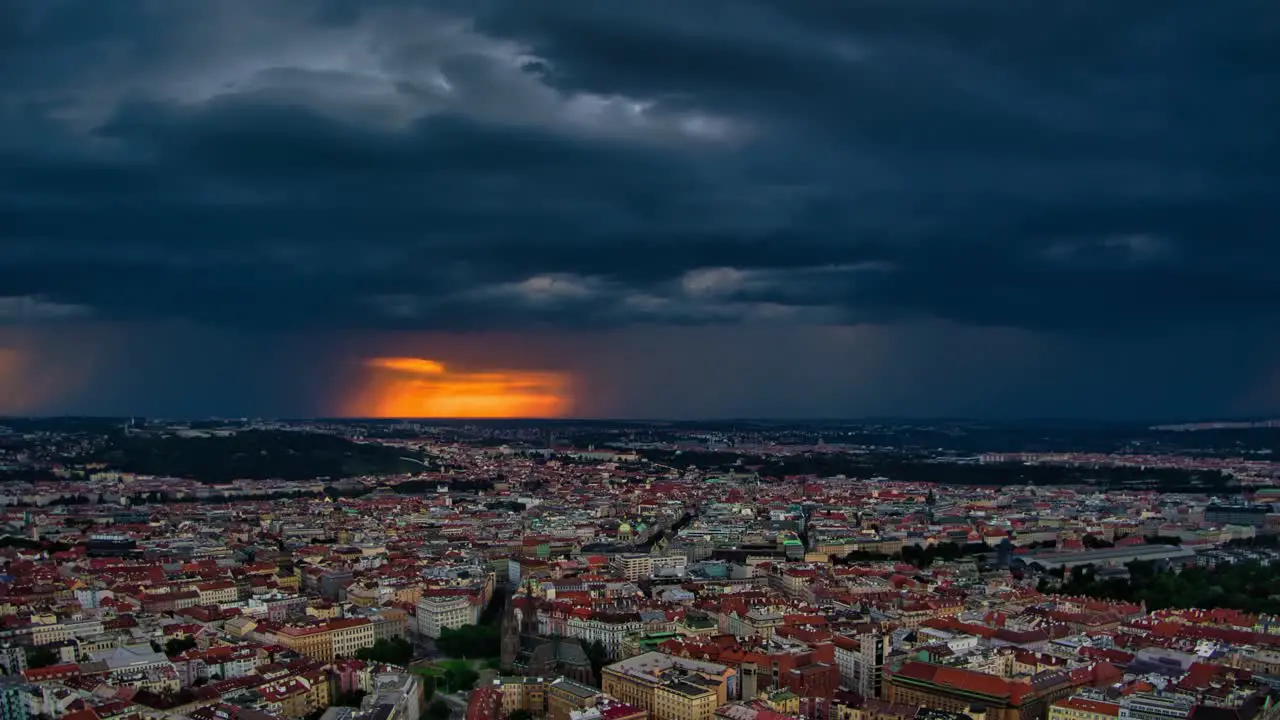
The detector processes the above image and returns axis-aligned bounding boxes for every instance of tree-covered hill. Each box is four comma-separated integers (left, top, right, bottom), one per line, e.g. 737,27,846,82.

91,430,421,483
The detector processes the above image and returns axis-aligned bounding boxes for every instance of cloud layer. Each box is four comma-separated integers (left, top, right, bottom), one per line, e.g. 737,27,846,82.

4,0,1277,336
2,0,1278,418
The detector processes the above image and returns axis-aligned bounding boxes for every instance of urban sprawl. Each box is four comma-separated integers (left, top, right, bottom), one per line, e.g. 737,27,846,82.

1,419,1280,720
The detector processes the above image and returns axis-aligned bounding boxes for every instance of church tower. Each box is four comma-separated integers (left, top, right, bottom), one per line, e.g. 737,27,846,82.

500,587,521,670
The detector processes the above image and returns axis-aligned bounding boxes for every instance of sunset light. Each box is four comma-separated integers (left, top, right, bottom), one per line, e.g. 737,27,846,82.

0,347,80,415
0,349,21,413
342,356,573,418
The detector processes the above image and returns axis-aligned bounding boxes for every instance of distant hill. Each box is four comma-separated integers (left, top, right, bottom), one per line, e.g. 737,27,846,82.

91,429,422,483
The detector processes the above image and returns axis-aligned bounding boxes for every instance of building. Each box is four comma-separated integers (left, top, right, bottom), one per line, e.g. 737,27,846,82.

886,661,1115,720
548,678,603,720
276,624,335,661
371,608,410,642
196,580,239,605
87,643,179,692
172,645,258,686
1015,546,1197,573
417,593,481,639
0,677,34,720
321,570,355,601
330,618,376,659
835,633,889,698
497,677,549,718
723,610,783,641
254,593,309,622
603,652,736,720
1050,697,1121,720
612,554,689,582
468,685,505,720
1117,694,1194,720
658,635,838,702
361,670,426,720
654,680,718,720
502,589,595,684
274,618,376,662
569,701,648,720
0,646,25,677
613,555,656,582
1204,505,1272,529
551,609,643,660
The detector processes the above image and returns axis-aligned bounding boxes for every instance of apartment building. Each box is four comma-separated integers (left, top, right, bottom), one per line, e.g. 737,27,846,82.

1117,693,1195,720
722,609,783,640
195,580,239,605
887,661,1118,720
497,676,549,718
1050,697,1121,720
569,701,648,720
611,554,688,582
370,608,410,642
273,617,376,662
834,632,889,698
275,625,334,661
602,652,736,720
330,618,376,659
654,680,718,720
548,678,603,720
560,610,643,660
612,555,655,582
416,593,480,639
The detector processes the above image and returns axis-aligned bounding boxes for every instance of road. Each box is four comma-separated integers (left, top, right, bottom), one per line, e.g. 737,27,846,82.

440,690,469,719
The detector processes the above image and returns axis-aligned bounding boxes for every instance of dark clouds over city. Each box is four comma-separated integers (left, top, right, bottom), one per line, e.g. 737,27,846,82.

2,0,1279,419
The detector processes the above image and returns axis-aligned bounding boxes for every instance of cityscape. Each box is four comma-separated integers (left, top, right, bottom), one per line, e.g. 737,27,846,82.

0,418,1279,720
3,2,1280,720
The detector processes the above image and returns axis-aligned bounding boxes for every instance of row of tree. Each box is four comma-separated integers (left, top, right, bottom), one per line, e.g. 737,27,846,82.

836,540,987,569
354,637,413,665
639,448,1238,492
91,429,419,483
1041,559,1280,614
436,624,500,659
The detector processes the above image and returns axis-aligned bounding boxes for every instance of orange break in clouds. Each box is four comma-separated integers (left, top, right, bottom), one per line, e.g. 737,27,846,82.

343,356,573,418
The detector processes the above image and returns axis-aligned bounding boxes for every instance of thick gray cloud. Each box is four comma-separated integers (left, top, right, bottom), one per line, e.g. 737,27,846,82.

1,0,1279,418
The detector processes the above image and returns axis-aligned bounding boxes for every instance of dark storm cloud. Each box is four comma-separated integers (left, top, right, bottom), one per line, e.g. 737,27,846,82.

2,0,1278,334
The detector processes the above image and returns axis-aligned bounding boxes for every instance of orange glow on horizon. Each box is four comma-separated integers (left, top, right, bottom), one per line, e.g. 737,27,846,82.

0,349,21,413
342,356,573,418
366,357,448,375
1,347,78,415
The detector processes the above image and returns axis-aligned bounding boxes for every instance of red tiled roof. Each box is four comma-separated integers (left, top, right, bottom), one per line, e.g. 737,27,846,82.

893,662,1027,703
1054,697,1120,717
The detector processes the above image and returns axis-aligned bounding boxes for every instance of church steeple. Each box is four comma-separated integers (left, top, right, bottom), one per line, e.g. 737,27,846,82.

520,580,538,637
499,584,523,670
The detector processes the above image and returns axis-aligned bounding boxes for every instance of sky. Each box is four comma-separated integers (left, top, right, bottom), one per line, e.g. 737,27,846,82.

2,0,1279,420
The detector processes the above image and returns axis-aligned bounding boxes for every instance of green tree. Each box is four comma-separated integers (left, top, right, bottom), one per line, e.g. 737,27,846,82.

25,646,60,669
442,662,479,693
165,636,198,656
427,699,452,720
437,625,500,659
1082,535,1114,549
1045,558,1280,615
419,675,437,704
586,640,608,682
354,637,413,665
